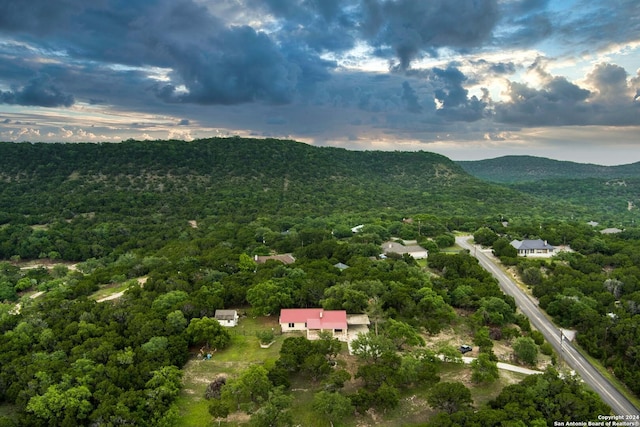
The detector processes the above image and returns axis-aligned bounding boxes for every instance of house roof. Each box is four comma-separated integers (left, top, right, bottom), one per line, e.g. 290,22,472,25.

279,308,347,330
347,314,371,326
255,254,296,264
334,262,349,270
510,239,555,250
214,310,237,321
381,241,427,255
600,228,622,234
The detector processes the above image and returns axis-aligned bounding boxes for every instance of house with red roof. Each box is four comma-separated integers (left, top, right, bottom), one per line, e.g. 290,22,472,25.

279,308,349,341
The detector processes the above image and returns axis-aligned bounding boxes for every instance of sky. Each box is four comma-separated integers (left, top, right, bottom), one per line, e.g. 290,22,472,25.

1,0,639,165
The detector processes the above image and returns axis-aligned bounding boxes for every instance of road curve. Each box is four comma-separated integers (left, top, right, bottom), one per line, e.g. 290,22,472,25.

456,236,640,417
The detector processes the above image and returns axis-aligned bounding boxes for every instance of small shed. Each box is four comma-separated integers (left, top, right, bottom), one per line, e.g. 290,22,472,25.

214,310,239,327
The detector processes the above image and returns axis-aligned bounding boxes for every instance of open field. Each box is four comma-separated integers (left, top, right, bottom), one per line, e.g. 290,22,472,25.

175,315,536,426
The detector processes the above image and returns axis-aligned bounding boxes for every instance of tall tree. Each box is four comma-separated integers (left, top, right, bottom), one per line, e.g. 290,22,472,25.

186,317,231,351
428,382,473,415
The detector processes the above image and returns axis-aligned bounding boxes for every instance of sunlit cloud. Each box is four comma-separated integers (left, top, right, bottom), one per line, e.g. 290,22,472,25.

0,0,638,164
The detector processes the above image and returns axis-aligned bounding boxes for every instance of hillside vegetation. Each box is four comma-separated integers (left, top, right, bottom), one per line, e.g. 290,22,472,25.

0,138,526,219
458,155,640,183
0,138,636,426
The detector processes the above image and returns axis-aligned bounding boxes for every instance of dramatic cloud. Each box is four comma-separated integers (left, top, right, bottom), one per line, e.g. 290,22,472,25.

0,0,639,163
0,76,74,107
496,61,640,127
362,0,499,68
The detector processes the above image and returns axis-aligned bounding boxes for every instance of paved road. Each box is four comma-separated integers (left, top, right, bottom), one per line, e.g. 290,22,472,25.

456,236,640,417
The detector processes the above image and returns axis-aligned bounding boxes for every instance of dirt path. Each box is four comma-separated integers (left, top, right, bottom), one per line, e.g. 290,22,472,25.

97,277,147,303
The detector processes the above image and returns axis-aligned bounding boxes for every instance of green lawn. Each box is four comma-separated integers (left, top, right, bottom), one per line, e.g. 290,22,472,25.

175,315,285,427
174,316,533,427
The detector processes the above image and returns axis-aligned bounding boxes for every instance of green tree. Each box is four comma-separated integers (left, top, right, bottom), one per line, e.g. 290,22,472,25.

384,318,425,350
313,391,354,425
222,365,273,411
428,382,473,414
416,287,456,334
350,332,395,363
321,283,369,313
238,253,257,272
471,353,499,383
144,366,183,424
208,398,230,426
475,297,515,326
246,279,294,316
493,237,518,258
435,233,455,248
397,352,440,387
473,326,493,349
186,317,231,350
26,384,93,425
166,310,188,333
302,353,332,382
473,227,498,246
324,369,352,391
513,336,538,366
151,290,189,314
522,267,543,286
250,388,293,427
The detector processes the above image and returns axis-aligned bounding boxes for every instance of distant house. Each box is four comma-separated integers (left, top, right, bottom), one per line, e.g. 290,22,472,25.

254,254,296,265
381,240,428,259
334,262,349,270
214,310,239,327
600,228,623,234
510,239,555,256
351,224,364,233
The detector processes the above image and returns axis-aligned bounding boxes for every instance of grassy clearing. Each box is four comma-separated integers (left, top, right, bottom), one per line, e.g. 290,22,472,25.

175,315,539,427
89,281,132,301
175,315,285,427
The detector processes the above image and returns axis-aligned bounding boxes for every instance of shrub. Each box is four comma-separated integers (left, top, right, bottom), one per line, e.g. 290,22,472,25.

540,342,554,356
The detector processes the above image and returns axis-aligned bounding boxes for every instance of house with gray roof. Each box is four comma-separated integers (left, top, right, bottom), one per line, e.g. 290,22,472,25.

600,228,623,234
381,240,428,259
214,310,239,327
510,239,555,256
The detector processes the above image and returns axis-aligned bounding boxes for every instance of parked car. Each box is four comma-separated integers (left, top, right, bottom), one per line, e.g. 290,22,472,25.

459,345,472,354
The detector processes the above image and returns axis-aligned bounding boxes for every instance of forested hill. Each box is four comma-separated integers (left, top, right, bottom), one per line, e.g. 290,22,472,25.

0,138,535,221
457,155,640,183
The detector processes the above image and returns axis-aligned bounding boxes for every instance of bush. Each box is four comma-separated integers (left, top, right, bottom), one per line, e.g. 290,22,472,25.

205,377,226,399
540,342,554,356
513,337,538,366
530,330,544,345
256,329,275,345
514,314,531,332
501,327,521,341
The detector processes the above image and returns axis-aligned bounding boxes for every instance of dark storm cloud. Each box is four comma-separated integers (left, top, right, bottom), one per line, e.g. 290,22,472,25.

0,0,336,106
0,0,85,34
495,0,553,47
362,0,499,68
401,81,422,113
156,26,301,105
248,0,358,53
496,79,591,126
427,66,489,122
0,76,74,107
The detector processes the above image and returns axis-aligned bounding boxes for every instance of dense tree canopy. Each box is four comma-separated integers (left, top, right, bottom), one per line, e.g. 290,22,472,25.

0,138,630,425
